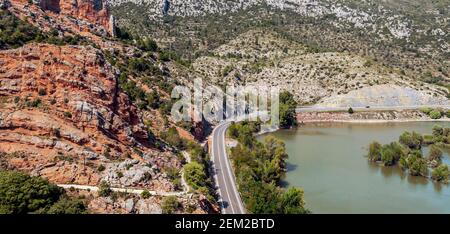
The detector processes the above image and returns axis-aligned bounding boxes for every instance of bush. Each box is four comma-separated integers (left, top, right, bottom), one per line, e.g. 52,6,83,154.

432,164,450,183
348,107,354,114
184,162,208,191
420,107,433,115
381,145,396,166
44,197,87,214
97,164,106,172
27,98,41,108
429,110,442,119
161,127,185,149
399,131,423,149
408,155,428,177
141,190,152,199
428,145,443,163
64,111,72,118
38,88,47,96
368,141,382,162
98,181,112,197
137,37,158,52
161,196,180,214
433,125,444,137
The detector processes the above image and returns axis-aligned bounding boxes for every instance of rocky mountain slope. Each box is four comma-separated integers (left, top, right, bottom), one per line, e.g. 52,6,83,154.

108,0,449,98
192,29,449,106
0,0,216,214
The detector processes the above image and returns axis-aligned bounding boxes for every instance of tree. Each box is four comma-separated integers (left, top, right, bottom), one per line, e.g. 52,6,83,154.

408,156,428,177
279,91,298,129
381,145,396,166
399,155,408,170
184,162,207,190
428,145,443,164
44,197,87,214
244,181,282,214
431,164,449,183
138,38,158,52
161,196,180,214
348,107,354,114
0,170,63,214
368,141,382,162
399,131,422,149
432,125,444,137
281,187,310,214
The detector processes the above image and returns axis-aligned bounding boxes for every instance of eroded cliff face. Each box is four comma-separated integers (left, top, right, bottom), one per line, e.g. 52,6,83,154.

7,0,114,36
0,43,155,185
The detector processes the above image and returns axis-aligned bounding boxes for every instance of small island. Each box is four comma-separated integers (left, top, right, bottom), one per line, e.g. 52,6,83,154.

367,125,450,183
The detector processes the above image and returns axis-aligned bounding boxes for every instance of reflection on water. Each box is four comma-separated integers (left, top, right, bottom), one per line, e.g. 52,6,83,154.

259,121,450,214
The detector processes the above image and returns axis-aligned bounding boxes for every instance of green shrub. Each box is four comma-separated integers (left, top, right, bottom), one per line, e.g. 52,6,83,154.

38,88,47,96
399,131,423,149
428,145,443,163
419,107,433,115
141,190,152,199
368,141,382,162
433,125,444,137
184,162,207,191
161,196,180,214
64,111,72,118
27,98,41,108
98,181,112,197
432,164,450,183
44,197,87,214
407,155,428,177
348,107,354,114
161,127,185,149
429,110,442,119
97,164,106,172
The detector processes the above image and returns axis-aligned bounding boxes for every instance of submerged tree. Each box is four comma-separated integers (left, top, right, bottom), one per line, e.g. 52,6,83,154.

428,145,443,165
368,141,382,162
432,164,450,183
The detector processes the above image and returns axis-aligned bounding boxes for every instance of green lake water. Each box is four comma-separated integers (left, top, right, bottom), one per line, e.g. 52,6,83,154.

258,122,450,214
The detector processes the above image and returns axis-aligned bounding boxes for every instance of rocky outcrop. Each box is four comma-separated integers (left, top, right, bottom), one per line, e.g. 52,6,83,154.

8,0,114,36
0,43,153,184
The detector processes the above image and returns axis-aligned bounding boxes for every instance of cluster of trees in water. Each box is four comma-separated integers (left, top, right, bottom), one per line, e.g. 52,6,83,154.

228,121,310,214
368,125,450,183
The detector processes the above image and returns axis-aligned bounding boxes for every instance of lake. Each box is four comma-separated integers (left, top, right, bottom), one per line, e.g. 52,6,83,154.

258,122,450,214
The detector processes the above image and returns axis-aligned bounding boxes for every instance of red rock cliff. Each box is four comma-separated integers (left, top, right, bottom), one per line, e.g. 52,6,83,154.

10,0,114,36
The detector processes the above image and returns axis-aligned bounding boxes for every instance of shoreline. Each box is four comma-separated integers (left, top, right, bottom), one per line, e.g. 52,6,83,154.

298,118,450,124
257,118,450,136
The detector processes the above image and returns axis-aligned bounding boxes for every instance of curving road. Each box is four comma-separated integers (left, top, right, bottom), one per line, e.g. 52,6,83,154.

211,122,246,214
296,105,449,113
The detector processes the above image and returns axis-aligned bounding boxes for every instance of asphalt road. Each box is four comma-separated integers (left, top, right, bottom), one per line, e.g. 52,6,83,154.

296,105,449,113
211,121,246,214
